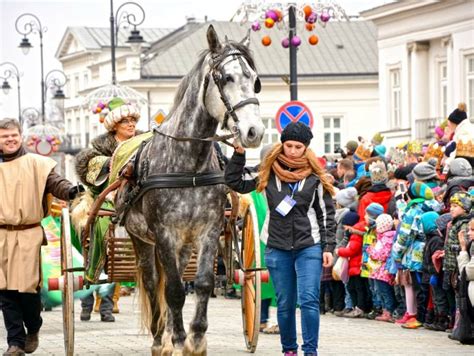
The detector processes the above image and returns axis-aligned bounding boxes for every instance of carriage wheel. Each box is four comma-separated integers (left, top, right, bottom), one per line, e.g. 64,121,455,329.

60,208,75,356
240,203,262,353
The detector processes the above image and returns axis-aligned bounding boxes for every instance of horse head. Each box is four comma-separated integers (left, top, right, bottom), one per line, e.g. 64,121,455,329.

203,25,265,148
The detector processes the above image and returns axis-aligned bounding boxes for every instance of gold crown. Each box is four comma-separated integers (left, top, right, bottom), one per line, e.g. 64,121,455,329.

407,140,423,155
371,132,384,146
456,139,474,158
388,147,407,167
424,143,445,169
353,145,372,162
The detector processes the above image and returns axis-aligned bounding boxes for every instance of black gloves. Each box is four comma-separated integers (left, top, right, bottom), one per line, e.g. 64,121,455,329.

68,183,85,200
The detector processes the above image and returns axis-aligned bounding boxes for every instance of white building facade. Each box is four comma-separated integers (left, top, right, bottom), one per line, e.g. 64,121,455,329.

361,0,474,148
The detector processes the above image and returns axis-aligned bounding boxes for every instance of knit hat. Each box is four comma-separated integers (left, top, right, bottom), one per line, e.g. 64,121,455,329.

345,140,358,154
335,187,358,208
366,202,384,219
420,211,440,234
450,192,472,212
280,122,313,146
341,211,360,227
376,213,393,234
394,163,416,181
447,102,467,125
92,97,141,132
373,145,386,158
368,160,388,185
412,160,438,181
449,157,472,177
408,182,434,200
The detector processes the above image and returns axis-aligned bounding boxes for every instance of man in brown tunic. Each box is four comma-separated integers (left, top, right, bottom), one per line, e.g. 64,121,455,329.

0,118,82,356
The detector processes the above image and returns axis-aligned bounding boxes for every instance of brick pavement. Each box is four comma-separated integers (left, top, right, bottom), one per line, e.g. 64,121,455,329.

1,293,472,355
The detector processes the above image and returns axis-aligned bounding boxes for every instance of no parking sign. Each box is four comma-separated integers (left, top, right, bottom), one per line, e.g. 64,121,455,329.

275,101,314,133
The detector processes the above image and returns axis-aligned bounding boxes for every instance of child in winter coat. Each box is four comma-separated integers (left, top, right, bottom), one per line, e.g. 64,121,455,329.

391,182,442,329
361,202,385,319
420,211,450,331
336,212,367,318
367,214,396,322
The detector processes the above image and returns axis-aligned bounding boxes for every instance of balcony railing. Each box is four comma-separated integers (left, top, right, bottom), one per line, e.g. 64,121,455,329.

414,117,443,141
59,133,89,154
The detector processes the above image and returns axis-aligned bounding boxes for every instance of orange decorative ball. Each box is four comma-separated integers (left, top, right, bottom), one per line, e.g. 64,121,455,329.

306,23,315,31
262,36,272,46
275,9,283,22
99,117,105,123
303,5,313,18
265,18,275,28
309,35,319,45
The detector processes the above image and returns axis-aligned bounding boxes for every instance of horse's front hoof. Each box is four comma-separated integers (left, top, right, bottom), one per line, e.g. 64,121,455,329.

151,344,162,356
183,336,207,356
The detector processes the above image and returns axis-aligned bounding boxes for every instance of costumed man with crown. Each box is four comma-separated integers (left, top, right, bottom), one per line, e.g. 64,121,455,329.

444,103,474,170
72,98,143,323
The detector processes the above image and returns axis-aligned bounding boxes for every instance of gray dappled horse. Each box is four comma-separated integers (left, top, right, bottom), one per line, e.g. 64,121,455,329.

117,25,265,355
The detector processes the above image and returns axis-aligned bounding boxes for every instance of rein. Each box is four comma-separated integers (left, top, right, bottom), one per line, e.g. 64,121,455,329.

153,126,236,148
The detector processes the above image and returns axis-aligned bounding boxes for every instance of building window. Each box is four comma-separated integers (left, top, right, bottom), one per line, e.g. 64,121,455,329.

467,55,474,120
76,117,81,132
65,75,71,97
263,117,279,145
439,62,447,118
390,69,401,128
83,72,89,89
323,116,341,154
74,74,80,97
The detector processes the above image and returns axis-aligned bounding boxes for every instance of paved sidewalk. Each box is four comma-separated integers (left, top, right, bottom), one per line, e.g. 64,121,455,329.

1,294,472,355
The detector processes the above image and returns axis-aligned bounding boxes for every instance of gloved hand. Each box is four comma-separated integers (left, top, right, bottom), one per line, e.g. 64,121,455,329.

68,183,85,200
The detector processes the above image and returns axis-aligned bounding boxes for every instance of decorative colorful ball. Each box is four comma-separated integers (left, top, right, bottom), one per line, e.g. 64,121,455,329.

303,5,313,18
320,11,331,23
306,12,317,24
262,36,272,46
265,10,279,22
98,101,105,109
96,107,102,113
281,37,290,48
264,18,275,28
291,36,301,47
306,23,315,31
99,117,105,123
32,135,38,141
309,35,319,45
55,139,61,145
274,9,283,22
251,21,261,31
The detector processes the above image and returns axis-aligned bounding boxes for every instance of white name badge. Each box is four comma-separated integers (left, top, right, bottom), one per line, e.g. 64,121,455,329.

275,195,296,216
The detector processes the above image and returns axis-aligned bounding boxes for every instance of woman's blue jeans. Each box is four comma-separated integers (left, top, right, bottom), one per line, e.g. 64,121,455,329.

265,244,322,354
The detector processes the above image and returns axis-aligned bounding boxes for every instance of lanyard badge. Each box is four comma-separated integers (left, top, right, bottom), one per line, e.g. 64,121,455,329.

275,182,299,217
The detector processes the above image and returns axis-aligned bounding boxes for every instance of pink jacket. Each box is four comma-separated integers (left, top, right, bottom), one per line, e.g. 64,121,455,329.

367,230,396,284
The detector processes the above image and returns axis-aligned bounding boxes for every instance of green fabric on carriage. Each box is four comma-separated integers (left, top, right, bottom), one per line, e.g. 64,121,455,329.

108,131,154,185
250,191,276,307
85,200,114,283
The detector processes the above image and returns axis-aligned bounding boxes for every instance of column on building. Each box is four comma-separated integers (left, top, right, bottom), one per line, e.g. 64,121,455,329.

442,36,453,110
408,41,430,140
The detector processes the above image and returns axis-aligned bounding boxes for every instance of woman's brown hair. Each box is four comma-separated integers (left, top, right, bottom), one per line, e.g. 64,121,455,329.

256,143,335,196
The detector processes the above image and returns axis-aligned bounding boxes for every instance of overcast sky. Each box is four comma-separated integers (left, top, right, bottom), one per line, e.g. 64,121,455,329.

0,0,391,117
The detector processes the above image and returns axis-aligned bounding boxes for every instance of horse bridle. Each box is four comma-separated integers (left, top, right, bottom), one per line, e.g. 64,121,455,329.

203,48,261,134
154,47,261,147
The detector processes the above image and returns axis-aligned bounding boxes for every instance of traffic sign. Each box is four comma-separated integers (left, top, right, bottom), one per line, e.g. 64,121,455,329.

275,101,314,133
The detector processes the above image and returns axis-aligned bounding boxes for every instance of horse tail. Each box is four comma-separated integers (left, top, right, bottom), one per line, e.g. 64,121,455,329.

156,256,167,336
136,267,153,335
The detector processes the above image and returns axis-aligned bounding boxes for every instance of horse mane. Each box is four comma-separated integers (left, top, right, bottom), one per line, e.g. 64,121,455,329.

167,41,256,118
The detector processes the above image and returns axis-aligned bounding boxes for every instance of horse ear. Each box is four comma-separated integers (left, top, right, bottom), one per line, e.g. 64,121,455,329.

207,25,222,52
240,29,251,48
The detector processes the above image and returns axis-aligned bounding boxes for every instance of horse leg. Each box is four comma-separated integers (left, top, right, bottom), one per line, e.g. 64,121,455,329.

154,230,187,355
184,226,220,356
126,228,163,354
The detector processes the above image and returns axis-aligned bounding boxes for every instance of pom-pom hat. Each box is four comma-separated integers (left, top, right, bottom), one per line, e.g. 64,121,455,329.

448,102,467,125
92,97,141,132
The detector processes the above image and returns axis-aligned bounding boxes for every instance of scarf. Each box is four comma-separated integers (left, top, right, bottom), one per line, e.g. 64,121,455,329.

2,146,27,162
272,153,313,183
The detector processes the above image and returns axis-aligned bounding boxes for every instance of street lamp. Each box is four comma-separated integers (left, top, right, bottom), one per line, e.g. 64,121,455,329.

110,0,146,84
45,69,68,106
0,62,23,123
15,13,47,121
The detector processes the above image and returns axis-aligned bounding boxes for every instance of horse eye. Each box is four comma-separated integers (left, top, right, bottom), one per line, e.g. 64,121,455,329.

225,74,234,83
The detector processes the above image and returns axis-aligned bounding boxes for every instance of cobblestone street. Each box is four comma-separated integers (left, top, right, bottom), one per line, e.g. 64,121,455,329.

1,293,472,355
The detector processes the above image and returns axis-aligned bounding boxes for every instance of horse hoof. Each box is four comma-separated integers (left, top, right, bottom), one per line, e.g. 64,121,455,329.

183,336,207,356
151,345,162,356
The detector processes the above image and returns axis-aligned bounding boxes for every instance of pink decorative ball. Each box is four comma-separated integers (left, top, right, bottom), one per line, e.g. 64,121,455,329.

320,11,330,23
98,102,105,109
251,21,261,31
265,10,278,22
291,36,301,47
281,37,290,48
306,12,317,24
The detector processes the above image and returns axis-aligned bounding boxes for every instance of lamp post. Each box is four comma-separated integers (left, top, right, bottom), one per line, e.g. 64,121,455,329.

15,13,47,121
110,0,146,85
0,62,22,123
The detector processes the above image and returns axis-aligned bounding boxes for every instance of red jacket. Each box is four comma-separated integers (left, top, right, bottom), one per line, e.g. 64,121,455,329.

358,186,392,222
337,221,367,276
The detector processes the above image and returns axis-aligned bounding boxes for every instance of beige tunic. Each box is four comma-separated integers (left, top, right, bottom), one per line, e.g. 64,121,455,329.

0,153,56,293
